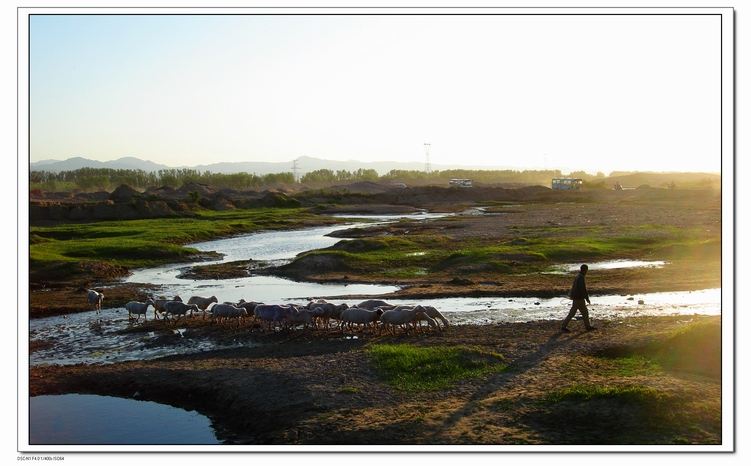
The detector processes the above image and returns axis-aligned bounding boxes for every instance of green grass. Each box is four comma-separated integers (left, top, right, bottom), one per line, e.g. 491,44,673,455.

290,222,710,278
365,343,508,392
644,320,722,378
597,318,721,379
541,382,720,438
336,387,360,394
543,384,668,406
28,208,337,270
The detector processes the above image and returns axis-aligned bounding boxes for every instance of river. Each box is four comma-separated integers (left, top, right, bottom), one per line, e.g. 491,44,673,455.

28,213,721,367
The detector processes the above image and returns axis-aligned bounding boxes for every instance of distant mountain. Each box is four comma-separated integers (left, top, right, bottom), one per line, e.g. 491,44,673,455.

29,155,518,176
30,156,172,173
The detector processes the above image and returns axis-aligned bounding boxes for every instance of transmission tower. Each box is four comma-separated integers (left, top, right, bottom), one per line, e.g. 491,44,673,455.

424,142,432,174
292,158,301,182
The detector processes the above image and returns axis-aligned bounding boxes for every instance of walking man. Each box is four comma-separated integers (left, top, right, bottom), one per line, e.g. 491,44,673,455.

561,264,596,332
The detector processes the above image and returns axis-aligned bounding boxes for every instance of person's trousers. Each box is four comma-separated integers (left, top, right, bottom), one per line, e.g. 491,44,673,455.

562,298,592,328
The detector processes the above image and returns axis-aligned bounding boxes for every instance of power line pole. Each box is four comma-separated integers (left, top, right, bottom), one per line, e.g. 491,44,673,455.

424,142,432,174
292,158,300,182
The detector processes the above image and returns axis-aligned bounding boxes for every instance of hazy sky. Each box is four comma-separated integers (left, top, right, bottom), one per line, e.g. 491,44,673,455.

27,10,726,174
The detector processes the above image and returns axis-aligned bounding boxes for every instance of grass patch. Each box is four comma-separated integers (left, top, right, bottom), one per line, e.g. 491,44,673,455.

366,343,508,392
28,208,341,271
245,213,717,283
336,387,360,394
644,319,721,378
543,384,668,406
540,383,720,440
598,318,721,379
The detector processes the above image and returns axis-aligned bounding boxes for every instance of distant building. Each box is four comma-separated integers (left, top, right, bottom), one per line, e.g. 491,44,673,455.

551,178,583,190
449,178,473,188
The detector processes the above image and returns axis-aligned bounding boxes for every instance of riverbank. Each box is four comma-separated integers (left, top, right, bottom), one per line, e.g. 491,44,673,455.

29,189,721,318
28,314,722,447
25,187,725,447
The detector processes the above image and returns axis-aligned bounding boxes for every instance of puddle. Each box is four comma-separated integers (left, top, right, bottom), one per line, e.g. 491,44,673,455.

29,394,219,445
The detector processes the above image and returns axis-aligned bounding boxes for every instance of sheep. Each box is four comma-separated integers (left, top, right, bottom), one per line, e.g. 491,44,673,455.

86,290,104,314
420,305,450,330
285,308,319,330
307,306,326,329
253,304,300,332
188,295,219,320
153,296,183,320
379,306,432,335
125,299,155,322
163,301,200,325
236,300,263,315
356,299,395,310
409,305,440,333
340,307,384,333
309,301,350,330
211,303,248,328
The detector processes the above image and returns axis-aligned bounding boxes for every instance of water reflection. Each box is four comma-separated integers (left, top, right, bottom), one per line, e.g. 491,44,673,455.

29,394,219,445
547,260,667,273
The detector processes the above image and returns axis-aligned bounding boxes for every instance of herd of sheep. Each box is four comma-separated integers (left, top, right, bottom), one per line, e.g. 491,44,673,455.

86,289,450,335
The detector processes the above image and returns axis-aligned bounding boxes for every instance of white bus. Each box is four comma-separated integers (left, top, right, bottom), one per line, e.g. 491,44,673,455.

551,178,583,190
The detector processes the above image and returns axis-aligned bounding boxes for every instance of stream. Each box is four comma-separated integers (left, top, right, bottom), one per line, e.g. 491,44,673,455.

28,213,722,367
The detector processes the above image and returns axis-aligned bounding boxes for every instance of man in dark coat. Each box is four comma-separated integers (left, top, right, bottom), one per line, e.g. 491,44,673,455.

561,264,596,332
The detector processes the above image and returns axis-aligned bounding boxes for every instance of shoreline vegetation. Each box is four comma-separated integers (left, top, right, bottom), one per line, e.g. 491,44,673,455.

26,181,724,446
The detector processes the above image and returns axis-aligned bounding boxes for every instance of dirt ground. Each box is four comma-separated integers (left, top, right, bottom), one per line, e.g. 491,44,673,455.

28,316,722,446
26,186,724,447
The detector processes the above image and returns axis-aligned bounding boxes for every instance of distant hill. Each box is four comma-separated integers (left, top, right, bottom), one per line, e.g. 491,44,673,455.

29,155,522,176
29,156,172,173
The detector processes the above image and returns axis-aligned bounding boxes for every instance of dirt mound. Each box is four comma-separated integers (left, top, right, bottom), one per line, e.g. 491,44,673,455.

176,183,219,196
109,184,142,202
29,260,129,288
327,181,393,194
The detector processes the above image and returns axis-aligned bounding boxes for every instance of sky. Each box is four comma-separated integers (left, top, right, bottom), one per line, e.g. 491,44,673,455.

24,8,728,175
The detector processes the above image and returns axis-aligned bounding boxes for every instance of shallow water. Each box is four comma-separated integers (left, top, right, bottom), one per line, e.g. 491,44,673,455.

28,213,722,367
546,260,667,273
29,394,219,445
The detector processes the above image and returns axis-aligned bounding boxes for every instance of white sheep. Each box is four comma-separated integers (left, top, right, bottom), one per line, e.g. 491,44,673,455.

310,301,349,330
125,299,155,322
86,290,104,314
253,304,300,332
163,301,200,324
420,305,450,330
379,306,432,335
211,303,248,328
153,296,183,320
340,307,384,333
356,299,395,310
188,295,219,320
409,305,439,333
285,308,318,330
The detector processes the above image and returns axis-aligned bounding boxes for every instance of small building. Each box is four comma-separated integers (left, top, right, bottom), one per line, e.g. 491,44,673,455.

552,178,583,190
449,178,473,188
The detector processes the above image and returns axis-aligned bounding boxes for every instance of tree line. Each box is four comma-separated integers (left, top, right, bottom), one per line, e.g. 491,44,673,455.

29,166,605,192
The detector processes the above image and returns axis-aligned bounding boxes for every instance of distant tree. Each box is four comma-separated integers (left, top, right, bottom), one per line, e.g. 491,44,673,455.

355,168,379,180
567,170,593,179
301,169,336,183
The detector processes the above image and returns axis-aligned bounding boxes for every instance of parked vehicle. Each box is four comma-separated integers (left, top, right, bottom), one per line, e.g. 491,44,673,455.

552,178,583,190
449,178,473,188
